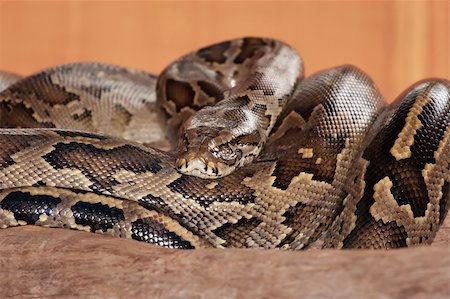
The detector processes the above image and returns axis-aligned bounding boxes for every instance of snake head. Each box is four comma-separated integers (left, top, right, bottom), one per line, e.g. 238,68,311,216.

176,110,263,179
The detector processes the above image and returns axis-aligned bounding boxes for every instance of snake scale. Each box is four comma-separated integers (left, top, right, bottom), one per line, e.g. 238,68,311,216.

0,37,448,249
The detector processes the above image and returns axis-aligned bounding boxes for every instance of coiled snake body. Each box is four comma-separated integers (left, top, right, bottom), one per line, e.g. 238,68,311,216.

0,37,448,249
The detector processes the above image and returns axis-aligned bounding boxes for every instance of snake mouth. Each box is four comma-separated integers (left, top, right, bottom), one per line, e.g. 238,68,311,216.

176,157,233,179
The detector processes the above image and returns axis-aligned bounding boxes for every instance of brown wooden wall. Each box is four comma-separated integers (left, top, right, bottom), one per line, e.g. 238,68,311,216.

0,1,448,101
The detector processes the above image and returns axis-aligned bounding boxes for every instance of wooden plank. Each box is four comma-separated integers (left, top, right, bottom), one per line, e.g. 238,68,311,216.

0,225,448,298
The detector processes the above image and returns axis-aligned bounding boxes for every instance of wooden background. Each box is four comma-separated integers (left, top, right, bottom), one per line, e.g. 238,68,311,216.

0,0,448,101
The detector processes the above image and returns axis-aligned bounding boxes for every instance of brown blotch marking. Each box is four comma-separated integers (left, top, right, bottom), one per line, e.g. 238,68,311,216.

212,217,262,247
8,73,80,106
80,84,112,100
196,41,231,64
43,142,162,192
234,38,268,64
165,79,196,112
271,136,344,190
237,131,261,146
0,102,53,128
111,104,133,131
72,108,93,121
230,95,252,108
197,81,224,102
343,218,408,249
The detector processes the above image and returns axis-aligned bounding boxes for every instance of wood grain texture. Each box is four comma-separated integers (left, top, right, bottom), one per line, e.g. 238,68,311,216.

0,1,448,101
0,223,448,299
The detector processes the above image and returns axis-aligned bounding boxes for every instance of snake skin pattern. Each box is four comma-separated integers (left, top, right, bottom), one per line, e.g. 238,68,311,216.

0,37,448,249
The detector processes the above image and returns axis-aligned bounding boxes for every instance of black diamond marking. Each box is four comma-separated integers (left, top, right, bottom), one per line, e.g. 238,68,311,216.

0,191,61,224
71,201,125,232
131,218,194,249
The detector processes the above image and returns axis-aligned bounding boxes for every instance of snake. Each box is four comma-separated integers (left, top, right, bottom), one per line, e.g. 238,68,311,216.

0,37,448,249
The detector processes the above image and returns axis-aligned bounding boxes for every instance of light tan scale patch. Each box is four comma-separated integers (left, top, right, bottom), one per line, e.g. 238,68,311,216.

205,181,218,190
315,158,322,164
51,74,159,141
390,93,431,160
242,162,334,249
370,177,438,246
0,206,20,228
23,86,96,132
0,137,95,191
112,169,172,200
297,148,314,158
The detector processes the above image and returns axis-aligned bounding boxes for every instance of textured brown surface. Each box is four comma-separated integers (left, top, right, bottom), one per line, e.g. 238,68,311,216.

0,220,448,299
